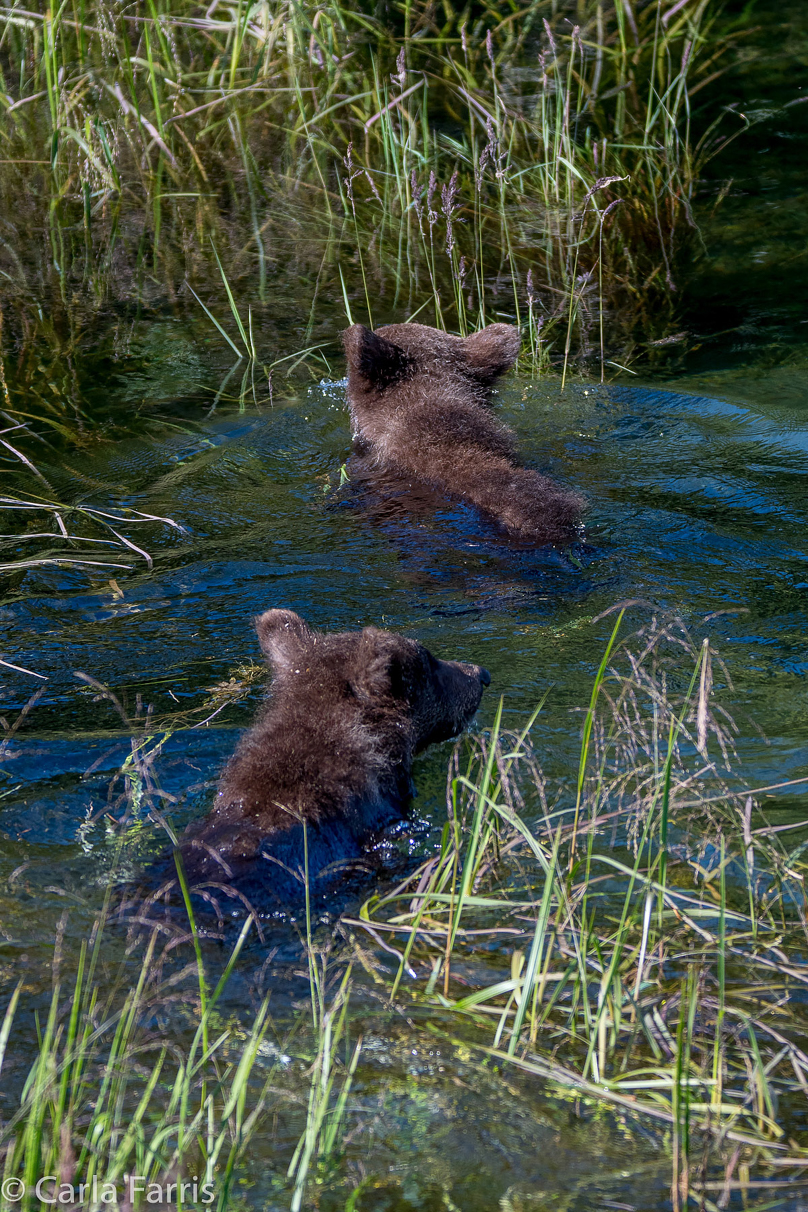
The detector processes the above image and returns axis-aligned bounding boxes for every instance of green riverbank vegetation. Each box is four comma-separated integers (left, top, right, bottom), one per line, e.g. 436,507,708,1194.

2,609,808,1208
0,0,751,457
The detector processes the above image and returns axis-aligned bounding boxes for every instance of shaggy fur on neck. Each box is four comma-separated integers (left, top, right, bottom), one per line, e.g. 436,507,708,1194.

342,321,585,546
178,609,489,904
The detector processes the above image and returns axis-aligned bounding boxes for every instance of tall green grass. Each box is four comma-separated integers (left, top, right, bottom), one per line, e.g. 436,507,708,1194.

0,906,269,1210
0,894,361,1211
353,608,808,1201
0,0,750,454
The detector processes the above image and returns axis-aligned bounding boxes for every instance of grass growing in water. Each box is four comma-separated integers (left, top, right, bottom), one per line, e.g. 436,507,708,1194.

0,890,363,1211
0,0,753,453
352,607,808,1204
2,609,808,1204
0,906,270,1210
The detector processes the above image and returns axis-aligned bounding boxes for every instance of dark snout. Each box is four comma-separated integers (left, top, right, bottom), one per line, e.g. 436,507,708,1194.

418,657,491,748
455,660,490,692
452,659,490,700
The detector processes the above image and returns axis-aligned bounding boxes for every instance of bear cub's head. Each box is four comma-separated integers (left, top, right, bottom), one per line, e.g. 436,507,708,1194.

256,608,490,750
341,321,520,416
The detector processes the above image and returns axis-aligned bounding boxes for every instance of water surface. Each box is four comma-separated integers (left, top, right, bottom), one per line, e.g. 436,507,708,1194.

2,349,808,1207
2,4,808,1200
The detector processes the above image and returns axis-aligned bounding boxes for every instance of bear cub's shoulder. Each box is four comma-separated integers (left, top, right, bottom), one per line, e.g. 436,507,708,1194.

341,321,585,547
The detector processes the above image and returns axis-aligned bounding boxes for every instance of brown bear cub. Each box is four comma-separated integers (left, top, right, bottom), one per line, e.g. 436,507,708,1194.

341,321,585,546
178,609,489,906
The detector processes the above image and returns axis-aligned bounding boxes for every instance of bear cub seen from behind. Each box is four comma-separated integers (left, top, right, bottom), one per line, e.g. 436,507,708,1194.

179,609,490,905
342,321,585,546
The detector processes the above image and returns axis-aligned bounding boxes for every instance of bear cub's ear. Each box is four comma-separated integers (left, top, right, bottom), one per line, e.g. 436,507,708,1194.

342,324,411,390
464,323,520,384
255,609,313,673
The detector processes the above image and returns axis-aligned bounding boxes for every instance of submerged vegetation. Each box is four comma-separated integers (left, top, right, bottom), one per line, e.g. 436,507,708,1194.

0,0,751,461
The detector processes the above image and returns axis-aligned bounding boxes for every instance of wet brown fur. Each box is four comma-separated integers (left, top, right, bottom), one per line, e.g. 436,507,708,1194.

341,321,585,546
179,609,489,896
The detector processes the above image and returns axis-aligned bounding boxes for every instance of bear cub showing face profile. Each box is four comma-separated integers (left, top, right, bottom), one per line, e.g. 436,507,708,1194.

179,609,490,905
342,321,585,546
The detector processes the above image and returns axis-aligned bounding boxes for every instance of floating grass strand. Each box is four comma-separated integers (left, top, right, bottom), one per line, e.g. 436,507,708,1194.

0,493,185,579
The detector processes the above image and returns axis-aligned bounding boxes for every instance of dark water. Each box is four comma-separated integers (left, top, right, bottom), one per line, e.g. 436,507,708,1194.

2,7,808,1207
682,0,808,373
2,357,808,1207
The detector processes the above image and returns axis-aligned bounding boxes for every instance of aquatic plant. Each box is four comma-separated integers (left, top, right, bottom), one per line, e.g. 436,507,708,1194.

0,902,268,1210
353,607,808,1204
0,415,185,589
0,0,752,453
0,894,360,1211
